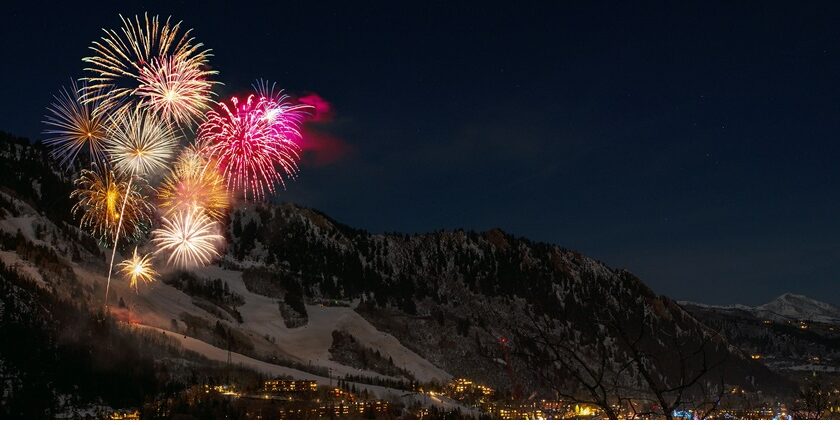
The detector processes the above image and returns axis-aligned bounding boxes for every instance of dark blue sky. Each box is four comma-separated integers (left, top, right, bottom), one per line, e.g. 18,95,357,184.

3,1,840,305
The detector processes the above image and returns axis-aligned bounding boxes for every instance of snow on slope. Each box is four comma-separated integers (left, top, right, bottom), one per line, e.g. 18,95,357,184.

756,293,840,324
680,293,840,324
0,191,97,261
0,251,47,288
192,266,450,382
79,263,450,384
0,190,450,388
134,324,470,413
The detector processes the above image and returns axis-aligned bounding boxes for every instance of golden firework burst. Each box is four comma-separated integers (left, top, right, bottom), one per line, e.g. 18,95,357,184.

158,147,230,220
42,80,108,168
81,13,218,121
118,247,158,292
135,56,216,126
71,165,153,245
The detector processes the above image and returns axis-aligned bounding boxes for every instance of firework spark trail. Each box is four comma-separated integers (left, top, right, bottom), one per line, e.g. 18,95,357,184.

43,81,108,168
118,247,157,293
81,13,218,121
254,79,311,136
152,207,224,268
197,92,308,200
104,173,134,305
174,145,207,177
102,107,179,306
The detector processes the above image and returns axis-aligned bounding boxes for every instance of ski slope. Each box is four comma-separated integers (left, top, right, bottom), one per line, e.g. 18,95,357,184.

134,323,469,412
0,194,454,403
97,264,450,384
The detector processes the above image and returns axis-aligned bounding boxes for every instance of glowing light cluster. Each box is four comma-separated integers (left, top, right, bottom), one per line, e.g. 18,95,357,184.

106,107,179,176
136,56,216,126
198,93,307,200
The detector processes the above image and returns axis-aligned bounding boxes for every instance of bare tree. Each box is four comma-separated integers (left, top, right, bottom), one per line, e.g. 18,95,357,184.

688,375,726,419
490,295,729,420
792,377,831,420
515,312,626,419
603,302,729,419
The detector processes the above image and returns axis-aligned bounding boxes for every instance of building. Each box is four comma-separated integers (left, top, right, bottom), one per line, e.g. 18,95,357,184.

109,410,140,420
273,400,391,419
497,406,546,420
329,387,356,402
204,384,240,397
447,377,495,404
263,379,318,394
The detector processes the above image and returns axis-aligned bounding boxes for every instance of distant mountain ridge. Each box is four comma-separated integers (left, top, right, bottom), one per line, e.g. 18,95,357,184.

680,293,840,376
680,293,840,325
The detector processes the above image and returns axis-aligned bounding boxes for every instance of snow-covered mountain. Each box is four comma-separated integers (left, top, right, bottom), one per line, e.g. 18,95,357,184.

681,293,840,325
681,294,840,376
0,133,793,414
758,293,840,324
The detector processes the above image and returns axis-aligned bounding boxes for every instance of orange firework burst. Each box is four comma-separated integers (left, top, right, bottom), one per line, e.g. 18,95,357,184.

71,165,153,245
158,147,230,220
42,80,108,168
81,13,218,121
118,247,158,292
152,207,224,268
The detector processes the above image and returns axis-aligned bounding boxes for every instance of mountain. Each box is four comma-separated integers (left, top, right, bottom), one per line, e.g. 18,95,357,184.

0,132,796,417
224,202,791,396
681,293,840,325
759,293,840,324
681,295,840,376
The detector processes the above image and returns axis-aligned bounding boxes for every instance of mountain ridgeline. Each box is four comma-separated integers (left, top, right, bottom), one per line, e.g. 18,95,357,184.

226,202,790,404
0,133,794,416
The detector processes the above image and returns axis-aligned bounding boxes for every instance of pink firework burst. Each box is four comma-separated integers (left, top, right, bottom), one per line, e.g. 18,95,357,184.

197,92,309,200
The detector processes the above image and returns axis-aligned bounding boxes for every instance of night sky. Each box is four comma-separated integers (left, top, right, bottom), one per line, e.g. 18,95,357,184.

3,1,840,306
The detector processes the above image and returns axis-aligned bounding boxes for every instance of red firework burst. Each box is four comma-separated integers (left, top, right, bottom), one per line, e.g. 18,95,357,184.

197,93,308,200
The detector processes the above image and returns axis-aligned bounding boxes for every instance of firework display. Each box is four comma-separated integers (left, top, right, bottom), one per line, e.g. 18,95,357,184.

152,207,224,268
106,107,180,176
43,13,310,303
158,148,230,220
101,106,179,302
71,165,153,244
136,56,216,126
43,81,108,168
119,247,158,292
81,13,217,121
197,93,306,200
